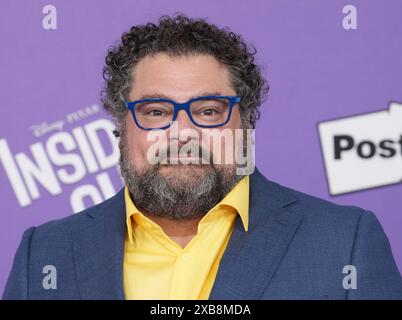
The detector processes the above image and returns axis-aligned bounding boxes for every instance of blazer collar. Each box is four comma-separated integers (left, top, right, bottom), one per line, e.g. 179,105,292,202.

209,168,302,299
72,167,301,300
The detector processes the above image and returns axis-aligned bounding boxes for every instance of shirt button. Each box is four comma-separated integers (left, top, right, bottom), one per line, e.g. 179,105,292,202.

181,254,189,262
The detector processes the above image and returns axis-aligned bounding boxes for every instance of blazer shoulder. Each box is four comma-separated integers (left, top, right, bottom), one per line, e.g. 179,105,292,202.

266,178,367,225
27,187,125,241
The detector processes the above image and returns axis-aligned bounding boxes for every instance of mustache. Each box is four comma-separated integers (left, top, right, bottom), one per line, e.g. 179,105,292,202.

152,141,213,164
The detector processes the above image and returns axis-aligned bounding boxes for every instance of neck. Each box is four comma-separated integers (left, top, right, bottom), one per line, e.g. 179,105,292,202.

144,214,202,248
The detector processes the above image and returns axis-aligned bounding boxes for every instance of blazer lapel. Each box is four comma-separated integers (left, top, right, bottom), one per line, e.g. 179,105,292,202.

209,169,303,299
72,188,126,300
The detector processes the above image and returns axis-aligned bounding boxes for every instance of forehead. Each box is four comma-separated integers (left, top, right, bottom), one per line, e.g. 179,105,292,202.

129,53,235,101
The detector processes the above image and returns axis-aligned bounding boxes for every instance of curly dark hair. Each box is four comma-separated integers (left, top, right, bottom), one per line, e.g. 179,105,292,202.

101,13,269,134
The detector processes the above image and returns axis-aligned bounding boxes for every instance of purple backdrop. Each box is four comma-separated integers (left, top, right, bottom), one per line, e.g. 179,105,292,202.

1,0,401,295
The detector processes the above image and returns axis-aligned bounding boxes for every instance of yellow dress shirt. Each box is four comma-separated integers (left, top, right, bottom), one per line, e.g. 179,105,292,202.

123,175,249,300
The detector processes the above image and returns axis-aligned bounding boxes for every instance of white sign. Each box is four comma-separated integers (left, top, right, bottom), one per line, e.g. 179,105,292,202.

318,102,402,195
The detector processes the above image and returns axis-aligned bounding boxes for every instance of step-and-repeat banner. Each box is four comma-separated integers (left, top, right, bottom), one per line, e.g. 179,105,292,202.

1,0,401,294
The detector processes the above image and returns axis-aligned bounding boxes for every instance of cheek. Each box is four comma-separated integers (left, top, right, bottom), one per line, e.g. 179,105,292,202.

124,116,151,169
230,108,243,129
198,108,243,155
200,127,241,163
220,109,242,159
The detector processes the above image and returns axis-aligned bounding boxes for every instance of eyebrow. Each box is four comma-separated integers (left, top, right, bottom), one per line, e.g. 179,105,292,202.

137,91,225,101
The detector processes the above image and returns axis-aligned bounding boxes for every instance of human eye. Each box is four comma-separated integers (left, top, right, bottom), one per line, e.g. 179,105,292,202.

145,109,166,116
193,100,227,116
137,102,172,117
199,107,223,116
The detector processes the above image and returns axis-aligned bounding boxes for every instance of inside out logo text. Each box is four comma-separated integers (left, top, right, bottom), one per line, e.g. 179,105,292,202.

0,117,120,213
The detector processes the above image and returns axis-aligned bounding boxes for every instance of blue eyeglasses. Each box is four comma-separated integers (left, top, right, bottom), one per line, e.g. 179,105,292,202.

124,95,241,130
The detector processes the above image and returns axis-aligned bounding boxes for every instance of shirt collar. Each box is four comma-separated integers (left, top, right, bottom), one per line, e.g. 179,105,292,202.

214,175,249,232
125,175,250,244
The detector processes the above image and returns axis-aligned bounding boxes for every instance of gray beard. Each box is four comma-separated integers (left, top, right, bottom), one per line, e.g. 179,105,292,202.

119,155,242,221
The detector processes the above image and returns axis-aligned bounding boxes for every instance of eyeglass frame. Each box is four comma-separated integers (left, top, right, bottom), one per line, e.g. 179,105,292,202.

124,95,241,130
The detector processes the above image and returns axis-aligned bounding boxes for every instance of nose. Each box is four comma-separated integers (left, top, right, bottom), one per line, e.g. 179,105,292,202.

174,109,197,129
168,109,200,144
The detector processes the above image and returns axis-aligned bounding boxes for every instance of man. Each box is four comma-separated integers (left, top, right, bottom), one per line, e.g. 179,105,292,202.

3,14,402,300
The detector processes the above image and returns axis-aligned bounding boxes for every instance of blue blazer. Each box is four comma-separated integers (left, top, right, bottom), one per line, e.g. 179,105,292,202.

3,169,402,299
